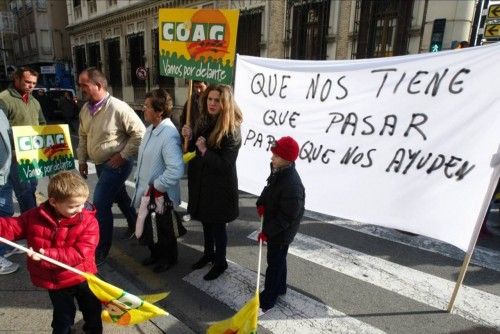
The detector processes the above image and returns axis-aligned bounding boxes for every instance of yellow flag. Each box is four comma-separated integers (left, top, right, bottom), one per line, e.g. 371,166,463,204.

206,293,259,334
183,151,196,164
83,273,168,326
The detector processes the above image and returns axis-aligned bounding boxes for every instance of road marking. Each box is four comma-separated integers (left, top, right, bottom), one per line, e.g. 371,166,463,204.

185,194,500,272
183,261,386,334
304,211,500,273
122,170,499,271
248,231,500,328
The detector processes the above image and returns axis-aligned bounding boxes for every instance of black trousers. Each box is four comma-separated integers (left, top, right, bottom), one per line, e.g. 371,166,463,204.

201,222,227,266
261,243,289,310
48,281,102,334
148,210,178,264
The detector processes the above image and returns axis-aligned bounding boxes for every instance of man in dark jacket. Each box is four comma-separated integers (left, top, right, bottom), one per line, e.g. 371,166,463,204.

179,80,207,131
58,91,77,132
256,136,305,312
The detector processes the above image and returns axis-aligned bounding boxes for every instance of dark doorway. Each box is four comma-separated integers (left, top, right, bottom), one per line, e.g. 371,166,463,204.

87,42,101,69
74,45,86,75
127,33,146,101
105,38,122,99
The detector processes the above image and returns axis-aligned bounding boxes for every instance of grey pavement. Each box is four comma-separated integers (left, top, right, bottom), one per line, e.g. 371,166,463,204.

0,190,195,334
1,128,499,333
0,250,195,334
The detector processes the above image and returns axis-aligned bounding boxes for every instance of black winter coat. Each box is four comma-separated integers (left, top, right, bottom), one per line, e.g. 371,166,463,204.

257,163,305,245
187,117,241,223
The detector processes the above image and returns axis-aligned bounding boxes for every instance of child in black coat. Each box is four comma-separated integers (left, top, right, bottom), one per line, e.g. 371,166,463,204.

256,136,305,312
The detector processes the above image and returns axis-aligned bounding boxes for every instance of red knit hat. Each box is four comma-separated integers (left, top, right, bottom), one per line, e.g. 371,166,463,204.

271,136,300,162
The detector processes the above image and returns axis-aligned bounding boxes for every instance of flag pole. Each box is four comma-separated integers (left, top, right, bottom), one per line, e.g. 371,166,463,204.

256,216,264,294
447,170,500,312
0,236,84,276
183,80,193,153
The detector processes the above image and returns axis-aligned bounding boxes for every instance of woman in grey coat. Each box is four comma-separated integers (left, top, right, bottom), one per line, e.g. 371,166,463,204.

132,89,184,273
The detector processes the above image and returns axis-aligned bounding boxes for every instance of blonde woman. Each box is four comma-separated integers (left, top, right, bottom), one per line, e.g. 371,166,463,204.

181,84,243,281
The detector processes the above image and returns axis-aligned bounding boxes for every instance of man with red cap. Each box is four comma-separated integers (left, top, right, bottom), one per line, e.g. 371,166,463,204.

256,136,305,312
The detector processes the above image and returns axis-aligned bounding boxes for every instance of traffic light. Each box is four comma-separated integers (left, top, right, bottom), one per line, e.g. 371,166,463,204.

430,19,446,52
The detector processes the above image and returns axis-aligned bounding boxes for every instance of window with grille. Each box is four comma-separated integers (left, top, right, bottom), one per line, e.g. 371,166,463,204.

36,0,47,10
13,38,19,56
288,0,330,60
152,28,175,95
373,15,397,57
127,33,145,86
107,0,117,7
355,0,413,59
29,31,36,51
10,1,17,14
21,36,28,53
236,8,262,57
40,29,51,53
74,6,81,19
87,0,97,15
105,38,121,85
73,0,81,18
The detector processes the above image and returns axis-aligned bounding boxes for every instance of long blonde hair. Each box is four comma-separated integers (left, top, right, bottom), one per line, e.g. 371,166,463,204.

198,84,243,148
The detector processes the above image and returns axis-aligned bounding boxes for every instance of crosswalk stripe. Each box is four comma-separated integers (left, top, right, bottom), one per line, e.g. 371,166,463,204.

183,262,386,334
305,211,500,273
248,231,500,328
126,177,500,272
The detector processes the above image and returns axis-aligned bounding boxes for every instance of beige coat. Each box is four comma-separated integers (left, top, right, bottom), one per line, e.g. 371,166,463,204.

77,95,145,165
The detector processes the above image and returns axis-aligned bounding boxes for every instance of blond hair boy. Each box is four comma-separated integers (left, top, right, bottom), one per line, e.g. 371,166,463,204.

0,171,102,333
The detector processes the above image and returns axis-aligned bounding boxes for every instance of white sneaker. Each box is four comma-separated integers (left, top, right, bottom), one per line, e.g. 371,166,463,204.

0,256,19,275
3,247,24,258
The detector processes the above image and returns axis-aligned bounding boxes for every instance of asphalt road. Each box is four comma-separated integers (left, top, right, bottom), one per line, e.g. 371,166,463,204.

3,128,499,334
34,160,500,333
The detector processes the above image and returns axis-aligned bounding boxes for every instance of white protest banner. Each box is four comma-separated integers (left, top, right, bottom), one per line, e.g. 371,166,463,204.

234,44,500,251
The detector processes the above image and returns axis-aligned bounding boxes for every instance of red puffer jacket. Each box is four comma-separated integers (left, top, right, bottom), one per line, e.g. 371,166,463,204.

0,201,99,290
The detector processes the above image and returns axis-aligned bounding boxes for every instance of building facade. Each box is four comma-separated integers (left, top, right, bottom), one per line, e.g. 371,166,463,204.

65,0,480,109
0,0,15,85
3,0,73,89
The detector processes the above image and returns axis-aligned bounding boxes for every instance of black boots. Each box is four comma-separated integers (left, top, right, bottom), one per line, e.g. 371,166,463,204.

191,255,214,270
192,255,228,280
153,261,177,273
141,257,157,266
203,262,228,281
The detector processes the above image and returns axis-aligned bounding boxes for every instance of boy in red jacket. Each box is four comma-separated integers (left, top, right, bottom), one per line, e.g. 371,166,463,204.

0,170,102,334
